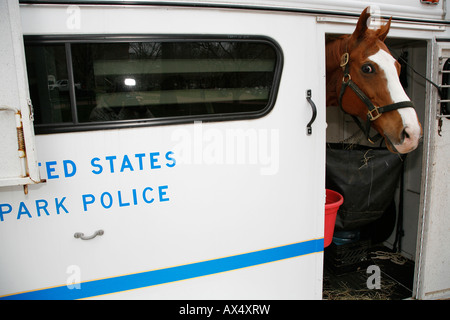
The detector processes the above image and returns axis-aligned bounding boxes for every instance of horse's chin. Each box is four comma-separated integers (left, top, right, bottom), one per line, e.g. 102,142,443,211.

383,135,418,154
384,139,400,154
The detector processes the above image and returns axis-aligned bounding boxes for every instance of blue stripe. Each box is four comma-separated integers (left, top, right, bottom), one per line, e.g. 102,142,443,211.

1,238,323,300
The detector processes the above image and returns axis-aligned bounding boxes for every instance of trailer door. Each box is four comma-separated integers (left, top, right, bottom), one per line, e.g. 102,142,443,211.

415,41,450,300
0,4,326,300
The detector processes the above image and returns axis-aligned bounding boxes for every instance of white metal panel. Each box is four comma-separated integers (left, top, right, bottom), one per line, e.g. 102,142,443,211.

0,110,22,180
156,0,447,21
0,4,326,299
38,0,446,22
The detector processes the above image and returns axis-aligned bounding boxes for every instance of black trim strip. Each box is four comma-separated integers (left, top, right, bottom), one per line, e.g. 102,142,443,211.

25,34,284,134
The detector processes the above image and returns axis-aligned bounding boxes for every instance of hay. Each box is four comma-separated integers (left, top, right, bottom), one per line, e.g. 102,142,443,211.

323,273,399,300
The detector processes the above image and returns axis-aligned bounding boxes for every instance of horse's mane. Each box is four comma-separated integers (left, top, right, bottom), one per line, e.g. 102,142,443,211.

325,35,348,71
326,30,384,71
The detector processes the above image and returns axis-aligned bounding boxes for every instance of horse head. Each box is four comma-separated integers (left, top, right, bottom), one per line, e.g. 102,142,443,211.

327,7,422,154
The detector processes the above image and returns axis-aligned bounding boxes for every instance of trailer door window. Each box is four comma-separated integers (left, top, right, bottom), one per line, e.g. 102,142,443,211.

25,44,72,124
24,38,282,133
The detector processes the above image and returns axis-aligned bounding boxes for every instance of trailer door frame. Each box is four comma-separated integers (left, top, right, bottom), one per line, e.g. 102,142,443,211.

414,40,450,300
0,0,42,192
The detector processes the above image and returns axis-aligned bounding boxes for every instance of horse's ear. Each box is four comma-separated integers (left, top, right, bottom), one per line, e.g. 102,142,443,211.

350,7,371,42
377,17,392,42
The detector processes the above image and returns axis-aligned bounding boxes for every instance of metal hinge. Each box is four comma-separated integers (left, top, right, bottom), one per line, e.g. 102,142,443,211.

27,98,34,121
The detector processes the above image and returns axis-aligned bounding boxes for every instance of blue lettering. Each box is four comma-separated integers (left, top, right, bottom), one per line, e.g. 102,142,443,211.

17,202,32,220
82,194,95,211
100,192,113,209
35,199,50,217
55,197,69,214
118,191,130,207
135,153,145,170
159,185,170,202
120,155,134,172
165,151,176,168
0,204,12,222
132,189,138,205
46,161,59,179
142,187,154,204
105,155,117,173
91,157,103,174
149,152,161,169
79,185,170,212
63,160,77,177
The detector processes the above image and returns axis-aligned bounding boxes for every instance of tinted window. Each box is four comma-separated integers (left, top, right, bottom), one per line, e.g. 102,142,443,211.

24,37,282,133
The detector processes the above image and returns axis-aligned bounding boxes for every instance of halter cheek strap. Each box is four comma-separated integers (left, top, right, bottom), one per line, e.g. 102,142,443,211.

338,52,415,144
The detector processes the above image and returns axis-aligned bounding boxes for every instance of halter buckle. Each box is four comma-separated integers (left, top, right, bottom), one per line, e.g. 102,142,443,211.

340,53,349,69
367,106,382,121
342,73,351,83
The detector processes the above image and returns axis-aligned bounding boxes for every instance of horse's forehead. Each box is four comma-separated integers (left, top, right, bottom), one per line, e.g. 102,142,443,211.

367,48,410,103
367,48,396,70
355,38,387,59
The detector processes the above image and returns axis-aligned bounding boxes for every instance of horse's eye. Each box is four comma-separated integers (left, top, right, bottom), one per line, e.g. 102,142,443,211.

361,64,374,74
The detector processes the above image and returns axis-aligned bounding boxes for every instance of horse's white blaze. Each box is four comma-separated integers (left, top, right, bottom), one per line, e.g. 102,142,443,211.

368,49,422,153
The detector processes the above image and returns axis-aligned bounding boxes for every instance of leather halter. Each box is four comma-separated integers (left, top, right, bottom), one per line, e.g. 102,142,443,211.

338,52,415,144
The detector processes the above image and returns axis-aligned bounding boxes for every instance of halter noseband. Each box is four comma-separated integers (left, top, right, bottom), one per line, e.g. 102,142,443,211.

338,52,415,144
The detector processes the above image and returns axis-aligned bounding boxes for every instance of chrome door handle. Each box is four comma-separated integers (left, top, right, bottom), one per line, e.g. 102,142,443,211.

74,229,104,240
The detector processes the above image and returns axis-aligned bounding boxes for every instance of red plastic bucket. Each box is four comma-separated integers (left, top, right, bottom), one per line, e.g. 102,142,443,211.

324,189,344,248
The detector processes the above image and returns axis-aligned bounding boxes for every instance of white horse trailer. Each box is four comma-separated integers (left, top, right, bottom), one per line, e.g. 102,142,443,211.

0,0,449,300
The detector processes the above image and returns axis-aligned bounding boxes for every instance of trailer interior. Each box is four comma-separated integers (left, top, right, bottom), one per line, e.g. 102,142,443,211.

324,36,429,300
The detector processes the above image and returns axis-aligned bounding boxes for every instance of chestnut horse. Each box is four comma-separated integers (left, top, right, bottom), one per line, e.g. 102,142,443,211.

326,7,422,154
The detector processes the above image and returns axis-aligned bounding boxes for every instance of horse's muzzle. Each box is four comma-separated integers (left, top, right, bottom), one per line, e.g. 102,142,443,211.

386,125,422,154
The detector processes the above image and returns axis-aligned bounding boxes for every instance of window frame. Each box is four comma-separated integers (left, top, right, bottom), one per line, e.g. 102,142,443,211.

24,34,284,134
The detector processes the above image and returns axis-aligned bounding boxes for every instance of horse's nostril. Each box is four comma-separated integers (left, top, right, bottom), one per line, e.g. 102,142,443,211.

402,128,410,140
